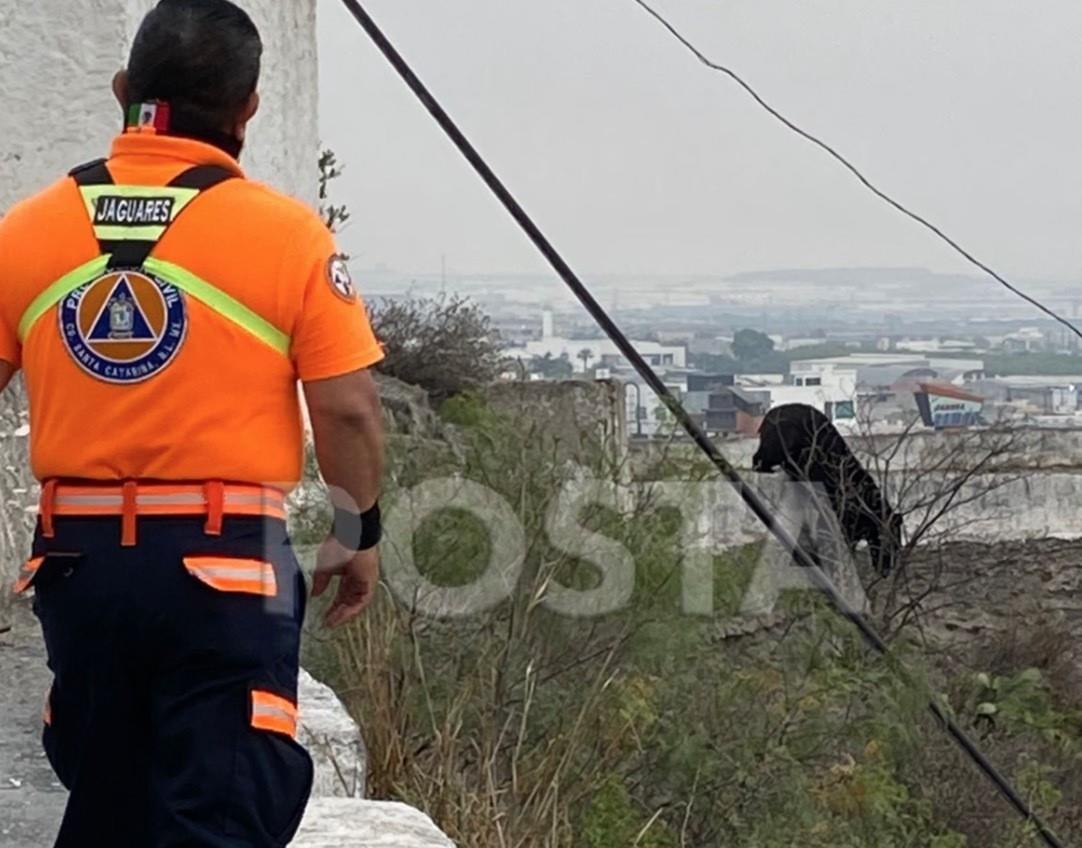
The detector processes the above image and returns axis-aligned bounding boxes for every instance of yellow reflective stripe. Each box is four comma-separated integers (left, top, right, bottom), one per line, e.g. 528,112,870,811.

93,225,168,242
17,255,291,357
142,258,290,356
17,255,111,342
79,185,199,224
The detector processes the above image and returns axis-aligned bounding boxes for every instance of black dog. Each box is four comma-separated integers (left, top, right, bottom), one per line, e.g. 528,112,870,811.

752,404,902,576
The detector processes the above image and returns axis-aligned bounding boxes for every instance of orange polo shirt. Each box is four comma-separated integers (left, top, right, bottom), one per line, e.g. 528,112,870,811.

0,133,383,486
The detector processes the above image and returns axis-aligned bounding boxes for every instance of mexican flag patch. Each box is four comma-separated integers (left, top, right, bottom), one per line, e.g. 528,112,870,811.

127,101,171,133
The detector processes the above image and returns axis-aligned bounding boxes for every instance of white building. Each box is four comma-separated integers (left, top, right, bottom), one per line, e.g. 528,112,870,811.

896,338,980,354
738,373,786,386
792,354,984,389
769,336,830,353
1002,327,1047,353
506,312,687,374
737,354,986,430
741,364,859,428
976,376,1082,417
622,374,689,437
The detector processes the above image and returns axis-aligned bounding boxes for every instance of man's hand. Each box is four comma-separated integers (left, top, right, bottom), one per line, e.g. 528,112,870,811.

304,368,384,628
311,539,380,628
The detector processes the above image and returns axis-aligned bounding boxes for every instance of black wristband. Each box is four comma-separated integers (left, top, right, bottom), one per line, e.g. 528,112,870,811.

332,502,382,552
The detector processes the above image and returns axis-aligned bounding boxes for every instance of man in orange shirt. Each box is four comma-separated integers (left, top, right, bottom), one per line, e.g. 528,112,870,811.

0,1,385,844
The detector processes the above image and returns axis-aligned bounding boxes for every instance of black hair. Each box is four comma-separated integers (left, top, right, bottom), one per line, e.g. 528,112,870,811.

126,0,262,141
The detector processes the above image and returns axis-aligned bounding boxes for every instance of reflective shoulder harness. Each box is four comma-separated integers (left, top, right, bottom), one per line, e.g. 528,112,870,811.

17,159,291,358
72,158,229,268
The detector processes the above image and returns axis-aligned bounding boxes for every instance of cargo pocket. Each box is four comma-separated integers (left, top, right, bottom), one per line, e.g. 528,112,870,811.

251,690,299,738
15,554,83,620
183,557,278,597
227,687,314,844
13,557,45,594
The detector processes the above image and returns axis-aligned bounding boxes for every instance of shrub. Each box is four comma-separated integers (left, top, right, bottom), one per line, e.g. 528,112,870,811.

369,295,502,403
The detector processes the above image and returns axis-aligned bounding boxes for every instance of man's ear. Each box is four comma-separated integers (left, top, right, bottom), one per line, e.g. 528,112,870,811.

235,91,260,141
112,70,130,111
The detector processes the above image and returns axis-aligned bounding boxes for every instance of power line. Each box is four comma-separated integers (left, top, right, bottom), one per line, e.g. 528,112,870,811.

632,0,1082,343
337,2,1065,845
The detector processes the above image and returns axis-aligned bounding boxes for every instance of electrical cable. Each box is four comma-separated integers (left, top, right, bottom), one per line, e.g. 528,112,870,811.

336,3,1066,845
631,0,1082,344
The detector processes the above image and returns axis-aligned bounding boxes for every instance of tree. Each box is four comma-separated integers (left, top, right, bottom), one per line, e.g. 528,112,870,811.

368,295,502,403
316,152,500,403
531,352,573,380
851,407,1028,635
732,328,775,363
688,352,738,374
318,148,352,237
578,348,594,372
758,402,1028,637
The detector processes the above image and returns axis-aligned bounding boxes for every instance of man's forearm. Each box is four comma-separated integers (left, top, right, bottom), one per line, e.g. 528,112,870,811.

304,369,385,623
312,414,383,512
304,370,385,514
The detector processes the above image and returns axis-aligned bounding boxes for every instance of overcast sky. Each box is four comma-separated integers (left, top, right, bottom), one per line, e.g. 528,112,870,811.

316,0,1082,283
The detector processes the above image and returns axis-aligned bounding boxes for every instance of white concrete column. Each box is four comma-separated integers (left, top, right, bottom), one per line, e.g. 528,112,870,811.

0,0,320,212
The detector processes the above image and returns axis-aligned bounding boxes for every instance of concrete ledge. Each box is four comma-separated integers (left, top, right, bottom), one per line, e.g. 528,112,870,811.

299,670,367,799
295,799,455,848
296,674,456,845
0,791,459,847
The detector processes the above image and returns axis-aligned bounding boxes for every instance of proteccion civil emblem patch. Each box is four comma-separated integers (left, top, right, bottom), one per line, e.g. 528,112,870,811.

327,255,358,303
59,270,187,384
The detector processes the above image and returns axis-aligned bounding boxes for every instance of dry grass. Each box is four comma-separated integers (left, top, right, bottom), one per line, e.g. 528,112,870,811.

321,585,641,848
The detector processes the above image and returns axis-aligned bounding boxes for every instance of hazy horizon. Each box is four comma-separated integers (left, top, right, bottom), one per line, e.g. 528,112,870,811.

317,0,1082,285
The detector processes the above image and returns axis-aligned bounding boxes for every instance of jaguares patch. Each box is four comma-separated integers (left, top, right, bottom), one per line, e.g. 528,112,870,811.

59,270,187,384
327,255,357,303
93,196,176,227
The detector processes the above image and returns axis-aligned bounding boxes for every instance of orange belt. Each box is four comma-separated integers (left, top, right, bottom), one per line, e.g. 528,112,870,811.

39,481,287,547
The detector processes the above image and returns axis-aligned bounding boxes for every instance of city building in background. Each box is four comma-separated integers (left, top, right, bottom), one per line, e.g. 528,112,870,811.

914,384,986,429
498,302,1082,438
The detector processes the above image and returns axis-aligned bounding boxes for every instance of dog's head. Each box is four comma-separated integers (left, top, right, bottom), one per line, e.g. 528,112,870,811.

753,404,837,476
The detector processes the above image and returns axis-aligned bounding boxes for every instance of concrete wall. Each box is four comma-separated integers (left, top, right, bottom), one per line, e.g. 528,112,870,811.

0,0,320,213
653,471,1082,550
632,427,1082,544
634,426,1082,473
484,379,629,471
849,426,1082,471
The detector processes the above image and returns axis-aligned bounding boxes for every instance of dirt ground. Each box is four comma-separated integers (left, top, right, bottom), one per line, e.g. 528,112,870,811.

0,600,65,847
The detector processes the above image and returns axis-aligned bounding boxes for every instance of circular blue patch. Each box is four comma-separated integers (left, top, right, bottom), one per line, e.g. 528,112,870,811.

59,269,187,384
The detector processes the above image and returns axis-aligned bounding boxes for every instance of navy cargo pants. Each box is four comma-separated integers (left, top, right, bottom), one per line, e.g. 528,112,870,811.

25,514,313,847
